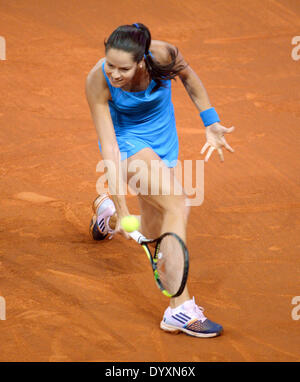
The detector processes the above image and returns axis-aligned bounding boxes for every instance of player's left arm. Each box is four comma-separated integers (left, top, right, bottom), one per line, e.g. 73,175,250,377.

154,41,210,112
160,41,235,162
177,55,212,113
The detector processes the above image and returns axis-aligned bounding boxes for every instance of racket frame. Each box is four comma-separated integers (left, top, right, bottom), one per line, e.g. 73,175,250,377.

129,231,189,298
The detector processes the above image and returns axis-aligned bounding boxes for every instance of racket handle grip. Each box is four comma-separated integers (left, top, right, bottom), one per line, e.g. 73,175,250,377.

129,230,147,244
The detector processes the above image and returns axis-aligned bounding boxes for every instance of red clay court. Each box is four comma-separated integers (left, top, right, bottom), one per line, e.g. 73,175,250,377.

0,0,300,361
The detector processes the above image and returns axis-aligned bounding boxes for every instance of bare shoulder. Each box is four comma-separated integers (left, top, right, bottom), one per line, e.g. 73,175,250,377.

150,40,184,65
85,57,111,101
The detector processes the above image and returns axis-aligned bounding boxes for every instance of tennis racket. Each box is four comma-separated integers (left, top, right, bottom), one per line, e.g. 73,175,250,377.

129,230,189,298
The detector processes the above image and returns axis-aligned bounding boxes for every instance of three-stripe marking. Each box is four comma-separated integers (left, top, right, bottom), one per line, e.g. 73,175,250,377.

171,312,191,324
98,218,105,232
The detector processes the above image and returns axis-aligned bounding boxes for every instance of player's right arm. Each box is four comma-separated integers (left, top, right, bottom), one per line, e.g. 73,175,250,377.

85,59,130,220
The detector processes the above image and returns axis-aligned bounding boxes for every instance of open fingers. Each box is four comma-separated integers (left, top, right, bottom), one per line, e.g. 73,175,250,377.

204,146,215,162
200,142,210,155
220,136,234,152
223,125,235,134
217,148,224,162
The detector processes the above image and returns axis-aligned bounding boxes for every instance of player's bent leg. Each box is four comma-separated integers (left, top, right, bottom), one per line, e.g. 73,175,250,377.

137,195,164,239
126,148,223,336
138,173,191,308
127,148,191,305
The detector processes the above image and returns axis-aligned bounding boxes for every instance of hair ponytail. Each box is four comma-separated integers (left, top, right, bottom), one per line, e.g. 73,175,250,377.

104,23,187,92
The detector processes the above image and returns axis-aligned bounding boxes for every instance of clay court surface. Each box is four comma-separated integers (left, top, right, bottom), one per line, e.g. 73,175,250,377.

1,0,300,362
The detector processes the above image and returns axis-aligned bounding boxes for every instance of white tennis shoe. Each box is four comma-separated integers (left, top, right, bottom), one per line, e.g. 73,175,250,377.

160,297,223,338
89,193,116,240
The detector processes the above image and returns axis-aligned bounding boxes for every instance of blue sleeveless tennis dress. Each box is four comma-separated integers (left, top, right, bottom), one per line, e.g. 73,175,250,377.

99,57,179,168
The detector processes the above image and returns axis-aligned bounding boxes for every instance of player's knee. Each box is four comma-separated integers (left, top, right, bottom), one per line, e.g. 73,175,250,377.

162,194,187,217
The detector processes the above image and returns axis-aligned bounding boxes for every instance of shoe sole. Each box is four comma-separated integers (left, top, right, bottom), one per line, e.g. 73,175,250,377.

160,321,222,338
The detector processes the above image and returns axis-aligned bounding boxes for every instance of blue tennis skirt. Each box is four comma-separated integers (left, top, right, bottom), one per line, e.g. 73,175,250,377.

98,135,178,168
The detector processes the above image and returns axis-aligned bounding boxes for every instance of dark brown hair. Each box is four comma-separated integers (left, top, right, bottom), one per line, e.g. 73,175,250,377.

104,23,187,92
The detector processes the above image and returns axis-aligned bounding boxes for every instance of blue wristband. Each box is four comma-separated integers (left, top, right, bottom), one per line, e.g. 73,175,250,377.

200,107,220,127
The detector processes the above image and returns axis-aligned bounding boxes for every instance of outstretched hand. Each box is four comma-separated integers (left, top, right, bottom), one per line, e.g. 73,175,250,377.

200,123,235,162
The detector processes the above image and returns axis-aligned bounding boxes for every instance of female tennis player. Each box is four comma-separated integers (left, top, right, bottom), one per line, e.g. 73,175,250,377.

86,23,234,338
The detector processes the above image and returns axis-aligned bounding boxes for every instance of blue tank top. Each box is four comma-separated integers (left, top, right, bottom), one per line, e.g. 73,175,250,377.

100,58,178,167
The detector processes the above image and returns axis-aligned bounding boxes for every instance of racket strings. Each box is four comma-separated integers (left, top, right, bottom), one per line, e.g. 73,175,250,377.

156,235,185,295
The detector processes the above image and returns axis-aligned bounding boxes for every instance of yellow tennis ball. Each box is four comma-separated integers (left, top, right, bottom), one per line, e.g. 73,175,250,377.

120,215,140,233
